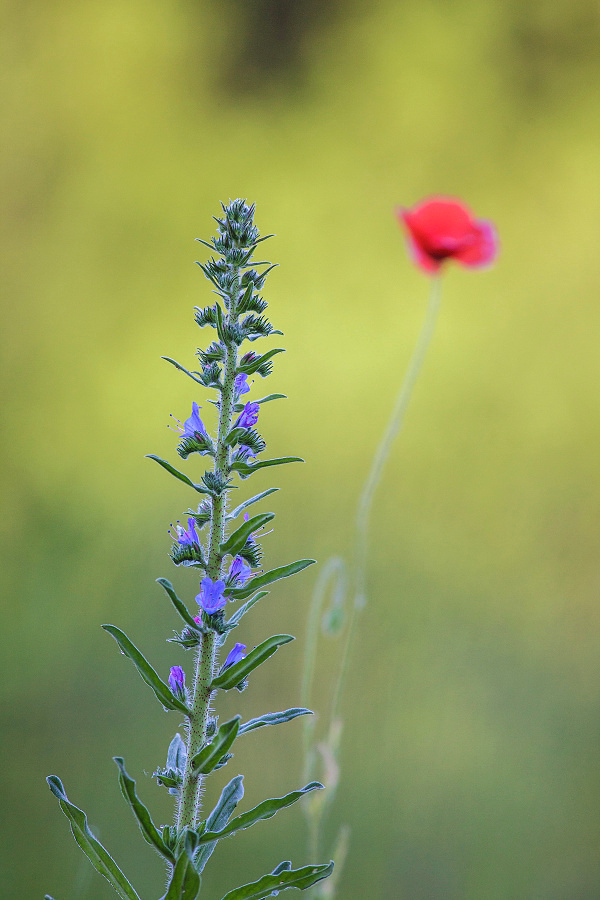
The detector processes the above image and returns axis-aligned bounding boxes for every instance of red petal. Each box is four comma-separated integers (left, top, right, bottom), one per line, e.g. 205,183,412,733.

404,234,443,273
453,219,499,268
404,197,475,240
397,198,498,273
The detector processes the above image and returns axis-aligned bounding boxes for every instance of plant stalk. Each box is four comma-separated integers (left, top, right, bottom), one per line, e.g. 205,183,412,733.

177,316,239,832
331,275,442,723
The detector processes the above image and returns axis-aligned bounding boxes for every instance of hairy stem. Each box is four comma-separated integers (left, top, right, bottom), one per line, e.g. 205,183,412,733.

177,317,239,832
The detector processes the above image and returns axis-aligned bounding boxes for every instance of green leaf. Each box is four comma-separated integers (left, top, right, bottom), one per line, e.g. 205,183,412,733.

224,426,247,447
229,560,316,602
161,831,201,900
196,261,223,293
102,625,191,714
197,783,324,845
46,776,141,900
214,302,227,343
177,432,215,460
195,237,216,251
225,592,269,629
236,348,285,376
220,862,334,900
190,716,241,774
113,757,175,863
239,708,313,735
230,457,303,480
194,305,218,329
220,513,275,558
211,635,294,690
270,860,292,876
146,456,207,493
157,578,200,630
162,357,205,386
255,393,287,404
227,488,279,521
167,733,187,771
195,775,244,873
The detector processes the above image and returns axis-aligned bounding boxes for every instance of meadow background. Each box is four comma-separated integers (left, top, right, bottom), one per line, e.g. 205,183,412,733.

2,0,600,897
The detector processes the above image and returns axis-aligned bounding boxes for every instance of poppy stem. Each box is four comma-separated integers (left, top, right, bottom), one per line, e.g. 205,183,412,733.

331,274,443,724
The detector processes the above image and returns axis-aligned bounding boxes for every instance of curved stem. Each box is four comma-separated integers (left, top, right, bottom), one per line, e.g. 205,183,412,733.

330,276,442,723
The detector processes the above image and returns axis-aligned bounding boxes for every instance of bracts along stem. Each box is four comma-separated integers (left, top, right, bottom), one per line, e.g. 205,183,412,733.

177,300,240,831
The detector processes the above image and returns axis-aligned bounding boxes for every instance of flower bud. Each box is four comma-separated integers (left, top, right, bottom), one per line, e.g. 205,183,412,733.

168,666,186,700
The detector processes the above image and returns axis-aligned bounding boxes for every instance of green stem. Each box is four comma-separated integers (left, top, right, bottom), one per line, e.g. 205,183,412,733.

177,318,239,832
330,276,442,723
177,631,217,831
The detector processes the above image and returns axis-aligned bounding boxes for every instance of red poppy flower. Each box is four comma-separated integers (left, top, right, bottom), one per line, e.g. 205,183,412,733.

397,196,498,274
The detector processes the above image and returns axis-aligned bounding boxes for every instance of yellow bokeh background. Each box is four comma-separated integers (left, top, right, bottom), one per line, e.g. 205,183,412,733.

1,1,599,897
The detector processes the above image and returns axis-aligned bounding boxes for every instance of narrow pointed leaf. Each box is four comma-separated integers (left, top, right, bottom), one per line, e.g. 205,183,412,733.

146,456,207,493
161,831,201,900
46,777,141,900
157,578,200,630
102,625,190,714
225,592,269,629
220,862,334,900
229,560,316,602
236,348,285,376
197,782,324,844
211,635,294,690
270,861,292,876
221,513,275,557
239,708,313,735
195,237,216,250
224,427,248,447
227,489,279,521
231,457,303,479
195,775,244,873
191,716,241,774
162,357,205,386
255,393,287,404
196,261,222,292
214,302,227,343
113,758,175,863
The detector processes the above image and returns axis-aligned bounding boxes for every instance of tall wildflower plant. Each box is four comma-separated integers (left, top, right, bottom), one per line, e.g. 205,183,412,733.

46,200,334,900
301,197,498,897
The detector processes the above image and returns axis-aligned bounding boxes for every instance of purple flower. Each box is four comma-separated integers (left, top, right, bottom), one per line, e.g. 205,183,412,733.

234,373,250,399
236,401,260,429
223,643,246,670
175,517,200,546
196,577,227,615
168,665,186,697
236,445,256,462
228,555,252,586
181,402,207,438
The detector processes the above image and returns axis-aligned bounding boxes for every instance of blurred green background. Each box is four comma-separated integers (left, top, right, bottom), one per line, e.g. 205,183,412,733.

2,0,600,897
